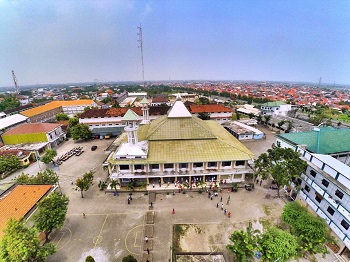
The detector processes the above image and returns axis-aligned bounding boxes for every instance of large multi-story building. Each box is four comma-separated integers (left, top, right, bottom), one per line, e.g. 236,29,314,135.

107,98,254,186
277,128,350,259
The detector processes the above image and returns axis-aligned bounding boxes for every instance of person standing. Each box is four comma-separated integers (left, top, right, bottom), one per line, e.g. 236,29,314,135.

83,213,86,218
260,180,263,186
172,208,175,214
146,248,150,254
145,236,148,243
216,202,219,208
220,196,222,202
221,204,224,210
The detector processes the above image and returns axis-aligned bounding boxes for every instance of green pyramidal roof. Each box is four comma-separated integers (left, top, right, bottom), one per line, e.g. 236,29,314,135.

140,115,217,141
122,109,139,121
277,128,350,154
140,97,149,104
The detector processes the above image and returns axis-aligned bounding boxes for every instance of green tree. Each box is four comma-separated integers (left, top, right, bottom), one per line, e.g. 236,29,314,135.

16,169,59,185
0,96,20,111
41,149,58,164
285,120,294,133
197,112,211,120
122,255,137,262
0,218,55,262
69,117,79,127
70,123,91,140
282,202,328,255
75,171,94,198
256,115,262,124
110,179,120,192
277,120,286,131
85,256,95,262
0,155,20,174
259,227,298,262
196,96,210,105
254,147,307,197
263,115,271,126
34,193,69,243
55,113,70,121
226,222,260,262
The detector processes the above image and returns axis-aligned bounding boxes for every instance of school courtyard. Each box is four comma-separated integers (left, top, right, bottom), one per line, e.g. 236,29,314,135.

28,125,336,262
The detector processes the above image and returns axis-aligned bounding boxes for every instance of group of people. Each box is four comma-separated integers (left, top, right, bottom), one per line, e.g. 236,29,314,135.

208,192,231,218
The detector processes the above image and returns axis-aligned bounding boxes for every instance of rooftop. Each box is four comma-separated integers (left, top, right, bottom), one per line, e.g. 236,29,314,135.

0,185,52,238
3,123,62,136
278,128,350,154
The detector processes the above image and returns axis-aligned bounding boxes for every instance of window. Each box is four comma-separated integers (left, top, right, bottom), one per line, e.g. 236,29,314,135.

327,206,335,216
304,185,310,192
341,219,350,230
207,162,217,167
150,164,159,170
193,162,203,168
134,164,144,170
310,170,316,177
222,161,231,167
179,163,188,169
335,189,344,199
119,165,129,170
321,179,329,188
164,163,173,169
235,160,245,166
315,194,322,203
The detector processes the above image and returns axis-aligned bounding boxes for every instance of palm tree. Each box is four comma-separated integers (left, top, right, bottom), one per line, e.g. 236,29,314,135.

285,120,294,133
277,120,286,133
263,115,271,127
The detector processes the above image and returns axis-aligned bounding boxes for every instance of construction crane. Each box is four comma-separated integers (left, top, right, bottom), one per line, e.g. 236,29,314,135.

12,70,20,94
137,23,146,88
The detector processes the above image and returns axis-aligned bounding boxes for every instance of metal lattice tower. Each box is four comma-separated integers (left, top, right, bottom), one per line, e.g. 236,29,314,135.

12,70,19,94
137,23,145,88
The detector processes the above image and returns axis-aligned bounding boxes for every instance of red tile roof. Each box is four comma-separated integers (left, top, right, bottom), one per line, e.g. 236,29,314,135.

189,104,232,113
0,185,52,238
3,123,61,135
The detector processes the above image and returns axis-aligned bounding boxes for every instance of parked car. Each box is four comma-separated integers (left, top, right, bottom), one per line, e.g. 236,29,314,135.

91,146,97,151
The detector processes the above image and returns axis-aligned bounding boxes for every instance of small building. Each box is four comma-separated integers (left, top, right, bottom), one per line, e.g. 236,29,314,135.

236,104,261,116
0,185,54,239
189,104,233,123
0,149,35,167
0,114,28,135
260,101,295,116
1,123,66,149
224,121,265,140
150,96,170,106
20,102,62,123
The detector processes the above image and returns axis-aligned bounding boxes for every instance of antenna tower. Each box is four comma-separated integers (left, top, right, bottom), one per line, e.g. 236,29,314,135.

318,77,322,87
12,70,20,94
137,23,145,88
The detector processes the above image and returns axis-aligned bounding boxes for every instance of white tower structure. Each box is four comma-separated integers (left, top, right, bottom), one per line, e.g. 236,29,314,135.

140,97,150,124
123,109,139,145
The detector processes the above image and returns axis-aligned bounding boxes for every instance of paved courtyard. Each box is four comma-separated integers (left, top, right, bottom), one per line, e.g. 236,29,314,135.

1,125,339,261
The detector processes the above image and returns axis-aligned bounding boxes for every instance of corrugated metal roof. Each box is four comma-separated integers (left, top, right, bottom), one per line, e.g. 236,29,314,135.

278,128,350,154
0,114,28,130
0,185,52,238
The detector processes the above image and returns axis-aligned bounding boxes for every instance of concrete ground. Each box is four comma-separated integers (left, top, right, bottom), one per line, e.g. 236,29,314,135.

0,127,341,262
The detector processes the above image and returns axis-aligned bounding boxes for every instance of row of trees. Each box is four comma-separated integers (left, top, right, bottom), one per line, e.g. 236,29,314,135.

0,155,20,175
0,167,95,261
227,202,331,261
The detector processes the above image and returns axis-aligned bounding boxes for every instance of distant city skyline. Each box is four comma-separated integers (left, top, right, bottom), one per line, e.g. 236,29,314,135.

1,0,350,87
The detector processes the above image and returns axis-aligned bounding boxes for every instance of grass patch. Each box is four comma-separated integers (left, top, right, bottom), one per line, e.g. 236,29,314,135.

262,204,271,216
259,217,272,229
173,224,190,253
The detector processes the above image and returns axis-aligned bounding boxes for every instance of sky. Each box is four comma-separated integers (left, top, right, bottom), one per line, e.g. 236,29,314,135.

1,0,350,87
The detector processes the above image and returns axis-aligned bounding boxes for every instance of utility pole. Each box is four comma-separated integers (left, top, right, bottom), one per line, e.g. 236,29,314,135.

12,70,20,94
137,23,146,88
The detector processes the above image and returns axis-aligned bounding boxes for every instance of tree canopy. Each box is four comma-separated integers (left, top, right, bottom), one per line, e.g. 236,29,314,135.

41,149,58,164
197,112,210,120
70,123,91,140
55,113,70,121
259,227,298,262
254,146,307,197
0,218,55,262
16,169,59,185
75,171,94,198
0,155,20,174
34,193,69,242
69,117,79,127
282,202,328,255
226,222,260,262
122,255,137,262
0,96,20,111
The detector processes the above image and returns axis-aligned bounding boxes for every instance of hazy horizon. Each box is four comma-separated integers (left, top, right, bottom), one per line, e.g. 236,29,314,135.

1,0,350,87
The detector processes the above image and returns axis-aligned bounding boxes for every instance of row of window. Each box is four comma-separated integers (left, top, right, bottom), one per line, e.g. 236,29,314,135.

326,206,350,230
308,169,345,199
120,161,245,170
